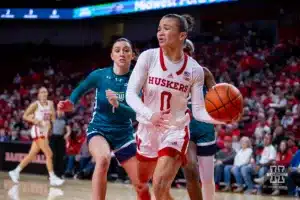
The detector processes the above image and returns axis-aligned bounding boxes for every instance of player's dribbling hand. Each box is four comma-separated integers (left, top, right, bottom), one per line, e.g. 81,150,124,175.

33,120,43,126
150,109,172,131
106,89,119,108
57,100,74,112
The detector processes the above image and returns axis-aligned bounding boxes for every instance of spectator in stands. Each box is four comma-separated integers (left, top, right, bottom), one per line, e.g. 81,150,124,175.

10,130,19,141
0,128,9,142
270,91,287,109
214,136,236,189
281,110,294,129
74,141,94,180
64,127,86,178
272,126,285,147
266,108,279,129
254,113,271,146
287,150,300,196
241,133,276,194
292,89,300,114
231,132,241,152
222,136,252,192
231,123,241,152
287,136,298,154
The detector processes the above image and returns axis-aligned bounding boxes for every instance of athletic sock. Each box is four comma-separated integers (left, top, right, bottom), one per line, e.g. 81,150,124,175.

14,166,22,173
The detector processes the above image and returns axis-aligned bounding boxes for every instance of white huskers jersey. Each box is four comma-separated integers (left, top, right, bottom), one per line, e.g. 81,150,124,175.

31,100,52,139
126,48,220,127
126,48,221,160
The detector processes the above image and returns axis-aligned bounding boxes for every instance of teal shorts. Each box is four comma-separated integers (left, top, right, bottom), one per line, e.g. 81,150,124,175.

86,126,136,164
190,120,216,156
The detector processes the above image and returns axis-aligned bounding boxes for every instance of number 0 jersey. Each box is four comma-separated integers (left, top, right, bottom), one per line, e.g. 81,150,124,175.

126,48,221,127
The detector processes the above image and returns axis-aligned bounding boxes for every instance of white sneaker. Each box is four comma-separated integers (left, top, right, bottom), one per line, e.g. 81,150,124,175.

271,189,280,196
254,177,265,185
49,175,65,186
9,170,20,184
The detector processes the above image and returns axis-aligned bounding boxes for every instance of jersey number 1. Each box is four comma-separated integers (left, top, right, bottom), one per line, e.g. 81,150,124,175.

160,91,172,111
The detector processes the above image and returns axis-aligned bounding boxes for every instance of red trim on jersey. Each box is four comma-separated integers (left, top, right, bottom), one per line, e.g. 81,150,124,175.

159,48,188,75
176,55,188,75
33,126,38,138
32,126,46,141
141,89,144,103
181,126,190,164
136,152,158,162
185,109,192,121
158,126,190,166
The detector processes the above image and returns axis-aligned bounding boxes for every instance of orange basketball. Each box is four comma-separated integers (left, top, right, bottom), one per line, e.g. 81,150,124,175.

205,83,244,123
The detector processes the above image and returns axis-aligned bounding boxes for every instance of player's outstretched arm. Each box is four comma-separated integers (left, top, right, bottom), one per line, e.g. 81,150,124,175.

191,66,224,124
58,70,99,112
126,50,154,121
69,70,100,105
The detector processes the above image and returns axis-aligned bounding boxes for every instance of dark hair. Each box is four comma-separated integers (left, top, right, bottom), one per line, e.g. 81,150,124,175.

163,14,195,33
112,37,133,49
279,140,288,153
184,39,195,56
295,88,300,100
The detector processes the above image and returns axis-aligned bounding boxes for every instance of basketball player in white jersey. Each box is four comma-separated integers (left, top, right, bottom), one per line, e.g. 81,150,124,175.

9,87,64,186
126,14,223,200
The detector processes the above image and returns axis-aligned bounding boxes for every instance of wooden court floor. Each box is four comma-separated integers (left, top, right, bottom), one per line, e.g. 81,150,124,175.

0,172,296,200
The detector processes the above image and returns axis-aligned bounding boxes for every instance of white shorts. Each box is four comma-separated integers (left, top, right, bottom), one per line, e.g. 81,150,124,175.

135,124,190,164
31,125,47,140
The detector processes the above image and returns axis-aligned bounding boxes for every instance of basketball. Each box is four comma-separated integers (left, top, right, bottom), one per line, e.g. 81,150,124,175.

205,83,243,123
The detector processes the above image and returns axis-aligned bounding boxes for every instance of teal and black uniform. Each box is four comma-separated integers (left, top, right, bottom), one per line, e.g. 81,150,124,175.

189,86,217,156
70,67,136,163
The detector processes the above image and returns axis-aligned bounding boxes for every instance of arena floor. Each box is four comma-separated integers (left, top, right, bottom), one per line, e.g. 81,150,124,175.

0,172,296,200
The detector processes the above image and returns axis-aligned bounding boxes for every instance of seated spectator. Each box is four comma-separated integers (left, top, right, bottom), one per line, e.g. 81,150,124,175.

232,132,241,152
214,136,236,189
9,130,19,141
241,133,276,194
287,150,300,196
266,108,279,129
254,113,271,146
269,91,287,110
0,128,9,142
281,110,294,129
255,140,292,195
64,129,86,177
287,136,298,154
222,136,252,192
272,126,285,147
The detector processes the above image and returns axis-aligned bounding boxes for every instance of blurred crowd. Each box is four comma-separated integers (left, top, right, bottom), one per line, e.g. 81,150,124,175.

0,31,300,196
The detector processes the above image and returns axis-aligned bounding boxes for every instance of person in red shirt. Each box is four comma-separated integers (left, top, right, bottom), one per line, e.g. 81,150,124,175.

287,136,298,154
270,140,293,195
276,140,293,167
64,127,86,177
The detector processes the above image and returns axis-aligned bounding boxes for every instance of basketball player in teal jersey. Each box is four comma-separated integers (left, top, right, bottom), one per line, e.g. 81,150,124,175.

183,39,217,200
58,38,150,200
